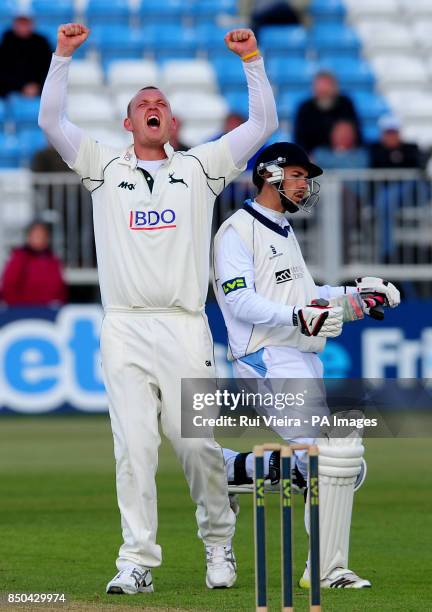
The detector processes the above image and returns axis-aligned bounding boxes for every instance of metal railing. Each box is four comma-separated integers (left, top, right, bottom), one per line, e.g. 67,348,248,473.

0,169,430,285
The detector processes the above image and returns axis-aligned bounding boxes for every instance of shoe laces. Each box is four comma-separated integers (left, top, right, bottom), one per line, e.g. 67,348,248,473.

206,545,231,569
118,566,147,586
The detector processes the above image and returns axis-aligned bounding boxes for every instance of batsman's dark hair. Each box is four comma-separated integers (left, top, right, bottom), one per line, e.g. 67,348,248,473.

127,86,160,116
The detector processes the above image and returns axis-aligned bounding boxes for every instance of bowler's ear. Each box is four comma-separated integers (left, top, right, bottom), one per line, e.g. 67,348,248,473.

124,117,133,132
169,115,178,138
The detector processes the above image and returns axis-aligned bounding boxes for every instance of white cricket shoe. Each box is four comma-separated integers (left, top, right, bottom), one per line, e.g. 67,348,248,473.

299,566,371,589
205,543,237,588
106,565,154,594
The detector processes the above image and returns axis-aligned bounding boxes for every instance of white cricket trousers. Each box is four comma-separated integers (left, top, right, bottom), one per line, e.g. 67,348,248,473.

100,307,236,570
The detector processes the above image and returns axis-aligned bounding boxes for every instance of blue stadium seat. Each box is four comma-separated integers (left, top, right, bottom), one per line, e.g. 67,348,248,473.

318,57,375,90
363,121,380,143
352,92,390,122
0,100,6,125
309,0,346,23
189,0,238,19
86,0,132,26
259,26,308,58
267,58,317,91
18,128,47,160
224,91,249,116
139,0,184,24
0,24,9,42
91,26,145,60
0,1,15,26
31,0,74,25
266,129,292,145
277,91,310,120
196,24,235,53
8,95,40,128
212,57,246,91
35,25,57,48
0,134,20,167
152,26,198,60
310,24,360,54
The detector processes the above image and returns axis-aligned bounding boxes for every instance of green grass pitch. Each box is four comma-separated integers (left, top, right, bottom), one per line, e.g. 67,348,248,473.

0,416,431,611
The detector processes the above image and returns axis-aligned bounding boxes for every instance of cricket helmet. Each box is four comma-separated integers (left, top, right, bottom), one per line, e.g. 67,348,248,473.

252,142,323,213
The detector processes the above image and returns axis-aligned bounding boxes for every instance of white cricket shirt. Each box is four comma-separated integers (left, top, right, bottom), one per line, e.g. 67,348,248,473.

72,135,244,311
213,200,326,359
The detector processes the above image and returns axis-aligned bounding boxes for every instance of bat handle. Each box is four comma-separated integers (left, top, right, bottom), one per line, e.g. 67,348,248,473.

362,295,385,320
369,305,385,320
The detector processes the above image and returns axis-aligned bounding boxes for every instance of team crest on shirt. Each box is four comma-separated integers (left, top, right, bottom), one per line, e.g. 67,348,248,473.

169,172,188,188
129,209,176,230
222,277,246,295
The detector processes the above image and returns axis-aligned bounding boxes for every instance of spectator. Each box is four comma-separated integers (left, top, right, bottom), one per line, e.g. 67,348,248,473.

31,145,89,268
369,116,428,262
314,121,369,251
1,221,67,306
294,71,361,153
31,144,72,172
251,1,300,39
314,120,369,170
0,10,52,98
369,115,423,169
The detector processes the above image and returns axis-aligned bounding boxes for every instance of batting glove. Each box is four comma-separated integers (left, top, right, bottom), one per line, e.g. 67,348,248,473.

294,299,343,338
355,277,400,308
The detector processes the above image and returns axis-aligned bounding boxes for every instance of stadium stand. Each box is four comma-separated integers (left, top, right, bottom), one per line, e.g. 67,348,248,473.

0,0,430,287
345,0,432,145
160,60,217,95
1,0,432,166
68,59,104,92
107,59,160,92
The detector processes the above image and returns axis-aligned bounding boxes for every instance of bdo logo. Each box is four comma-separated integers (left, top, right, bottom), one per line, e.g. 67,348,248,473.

129,209,176,230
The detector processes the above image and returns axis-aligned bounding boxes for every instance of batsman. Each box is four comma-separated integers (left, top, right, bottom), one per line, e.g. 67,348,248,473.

213,142,401,589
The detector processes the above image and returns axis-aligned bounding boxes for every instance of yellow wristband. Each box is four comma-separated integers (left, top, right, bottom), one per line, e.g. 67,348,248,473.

241,50,260,61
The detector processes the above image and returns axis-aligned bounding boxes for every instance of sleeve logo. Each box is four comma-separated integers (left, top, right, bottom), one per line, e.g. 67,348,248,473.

222,277,246,295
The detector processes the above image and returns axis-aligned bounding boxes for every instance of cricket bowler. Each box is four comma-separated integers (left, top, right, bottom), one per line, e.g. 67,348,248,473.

213,142,401,588
38,24,278,594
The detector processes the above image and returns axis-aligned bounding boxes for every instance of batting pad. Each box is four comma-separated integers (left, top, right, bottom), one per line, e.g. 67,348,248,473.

305,434,364,579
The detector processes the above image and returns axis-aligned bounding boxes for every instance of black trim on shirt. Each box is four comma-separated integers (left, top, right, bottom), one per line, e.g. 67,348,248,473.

243,203,290,238
177,151,226,197
137,167,154,192
81,156,121,194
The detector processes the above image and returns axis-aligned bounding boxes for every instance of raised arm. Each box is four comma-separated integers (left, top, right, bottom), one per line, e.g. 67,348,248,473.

223,29,278,168
38,24,90,165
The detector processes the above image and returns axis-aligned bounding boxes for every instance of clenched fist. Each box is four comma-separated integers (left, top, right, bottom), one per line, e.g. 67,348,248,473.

56,23,90,57
224,29,259,61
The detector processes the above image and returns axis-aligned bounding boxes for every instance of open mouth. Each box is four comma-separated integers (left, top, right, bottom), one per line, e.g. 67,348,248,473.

147,115,160,129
